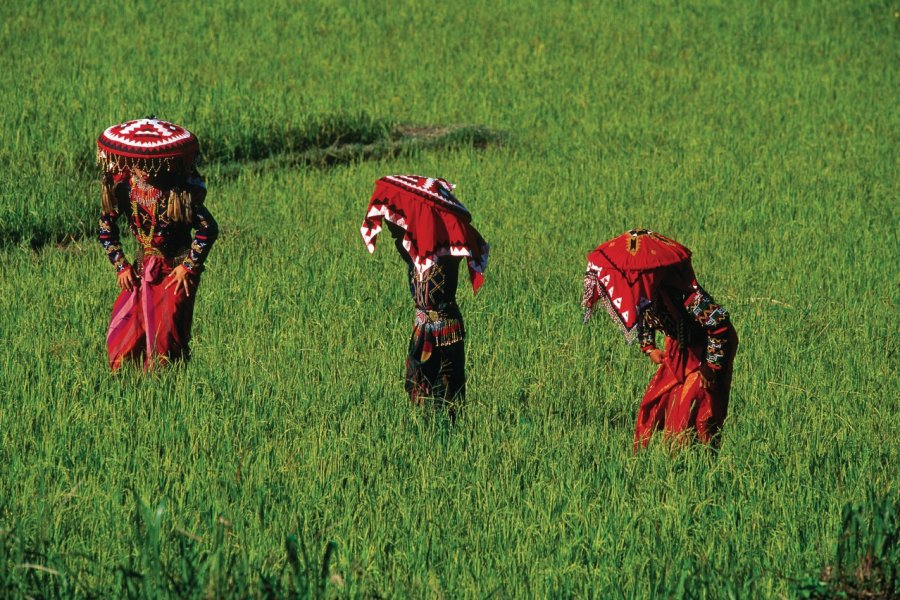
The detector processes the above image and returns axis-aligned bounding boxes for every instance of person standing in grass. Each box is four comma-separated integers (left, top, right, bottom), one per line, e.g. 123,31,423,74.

97,118,218,371
361,175,489,420
582,229,738,449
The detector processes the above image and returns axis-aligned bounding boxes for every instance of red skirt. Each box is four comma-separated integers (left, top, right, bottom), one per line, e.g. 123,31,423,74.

634,326,738,449
106,256,198,371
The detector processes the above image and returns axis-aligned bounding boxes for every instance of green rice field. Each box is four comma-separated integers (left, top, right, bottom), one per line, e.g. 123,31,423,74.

0,0,898,597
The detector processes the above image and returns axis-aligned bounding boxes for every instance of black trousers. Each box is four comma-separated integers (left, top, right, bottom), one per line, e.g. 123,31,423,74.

405,337,465,414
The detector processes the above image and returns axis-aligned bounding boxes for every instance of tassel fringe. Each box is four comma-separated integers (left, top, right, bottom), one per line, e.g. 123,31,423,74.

583,269,638,342
98,153,202,222
167,188,194,223
100,174,117,214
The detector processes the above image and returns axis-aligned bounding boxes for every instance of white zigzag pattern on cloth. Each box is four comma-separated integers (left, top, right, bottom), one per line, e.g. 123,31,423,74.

361,204,488,280
382,175,469,213
584,261,636,342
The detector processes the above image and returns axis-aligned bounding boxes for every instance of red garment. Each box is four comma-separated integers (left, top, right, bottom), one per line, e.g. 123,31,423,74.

361,175,489,293
634,326,738,449
106,256,197,371
582,229,738,448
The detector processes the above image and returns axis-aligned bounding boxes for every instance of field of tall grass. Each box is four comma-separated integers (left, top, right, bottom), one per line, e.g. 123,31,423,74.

1,0,898,596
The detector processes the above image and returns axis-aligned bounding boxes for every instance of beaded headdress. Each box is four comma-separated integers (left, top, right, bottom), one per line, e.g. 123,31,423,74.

96,117,203,221
97,117,200,176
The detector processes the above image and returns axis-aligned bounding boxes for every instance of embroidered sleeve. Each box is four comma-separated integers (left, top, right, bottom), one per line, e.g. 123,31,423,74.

98,211,130,273
181,205,218,273
638,316,656,353
684,282,731,371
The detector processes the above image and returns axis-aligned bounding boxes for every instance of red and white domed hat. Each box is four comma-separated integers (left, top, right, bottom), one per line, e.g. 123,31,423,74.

97,117,200,173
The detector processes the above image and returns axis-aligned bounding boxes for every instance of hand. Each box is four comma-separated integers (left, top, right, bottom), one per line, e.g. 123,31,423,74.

164,265,193,297
117,268,138,291
647,349,664,365
699,372,716,390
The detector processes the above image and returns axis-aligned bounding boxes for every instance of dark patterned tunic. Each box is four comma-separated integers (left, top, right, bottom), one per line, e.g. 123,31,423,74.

98,173,217,274
637,280,732,377
407,257,465,347
395,234,466,409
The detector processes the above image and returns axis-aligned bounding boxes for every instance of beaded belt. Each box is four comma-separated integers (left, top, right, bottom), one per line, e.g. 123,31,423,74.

141,246,165,258
413,309,465,347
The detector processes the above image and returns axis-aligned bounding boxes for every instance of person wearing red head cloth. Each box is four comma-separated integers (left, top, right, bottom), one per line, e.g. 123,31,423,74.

582,229,738,448
361,175,489,420
96,118,218,371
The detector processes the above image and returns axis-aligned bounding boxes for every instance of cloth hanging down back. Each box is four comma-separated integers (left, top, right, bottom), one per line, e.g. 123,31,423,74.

360,175,489,293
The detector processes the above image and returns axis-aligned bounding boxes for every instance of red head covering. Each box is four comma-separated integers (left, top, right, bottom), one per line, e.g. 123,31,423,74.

582,229,693,341
97,117,200,175
361,175,489,293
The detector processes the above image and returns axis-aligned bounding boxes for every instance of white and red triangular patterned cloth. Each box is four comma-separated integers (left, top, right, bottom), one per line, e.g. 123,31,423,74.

583,229,693,341
361,175,489,293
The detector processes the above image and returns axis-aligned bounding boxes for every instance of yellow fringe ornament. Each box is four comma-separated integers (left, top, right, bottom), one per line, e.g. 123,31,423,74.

167,188,195,224
100,173,119,214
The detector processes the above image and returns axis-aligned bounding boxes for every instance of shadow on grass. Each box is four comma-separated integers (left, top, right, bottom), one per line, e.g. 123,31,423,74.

1,112,505,250
213,122,504,180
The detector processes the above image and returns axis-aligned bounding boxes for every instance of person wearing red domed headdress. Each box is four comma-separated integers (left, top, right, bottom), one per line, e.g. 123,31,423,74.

361,175,489,420
582,229,738,449
96,117,218,371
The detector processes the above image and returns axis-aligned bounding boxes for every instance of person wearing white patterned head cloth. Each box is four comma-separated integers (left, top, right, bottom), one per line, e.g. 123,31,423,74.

361,175,489,421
